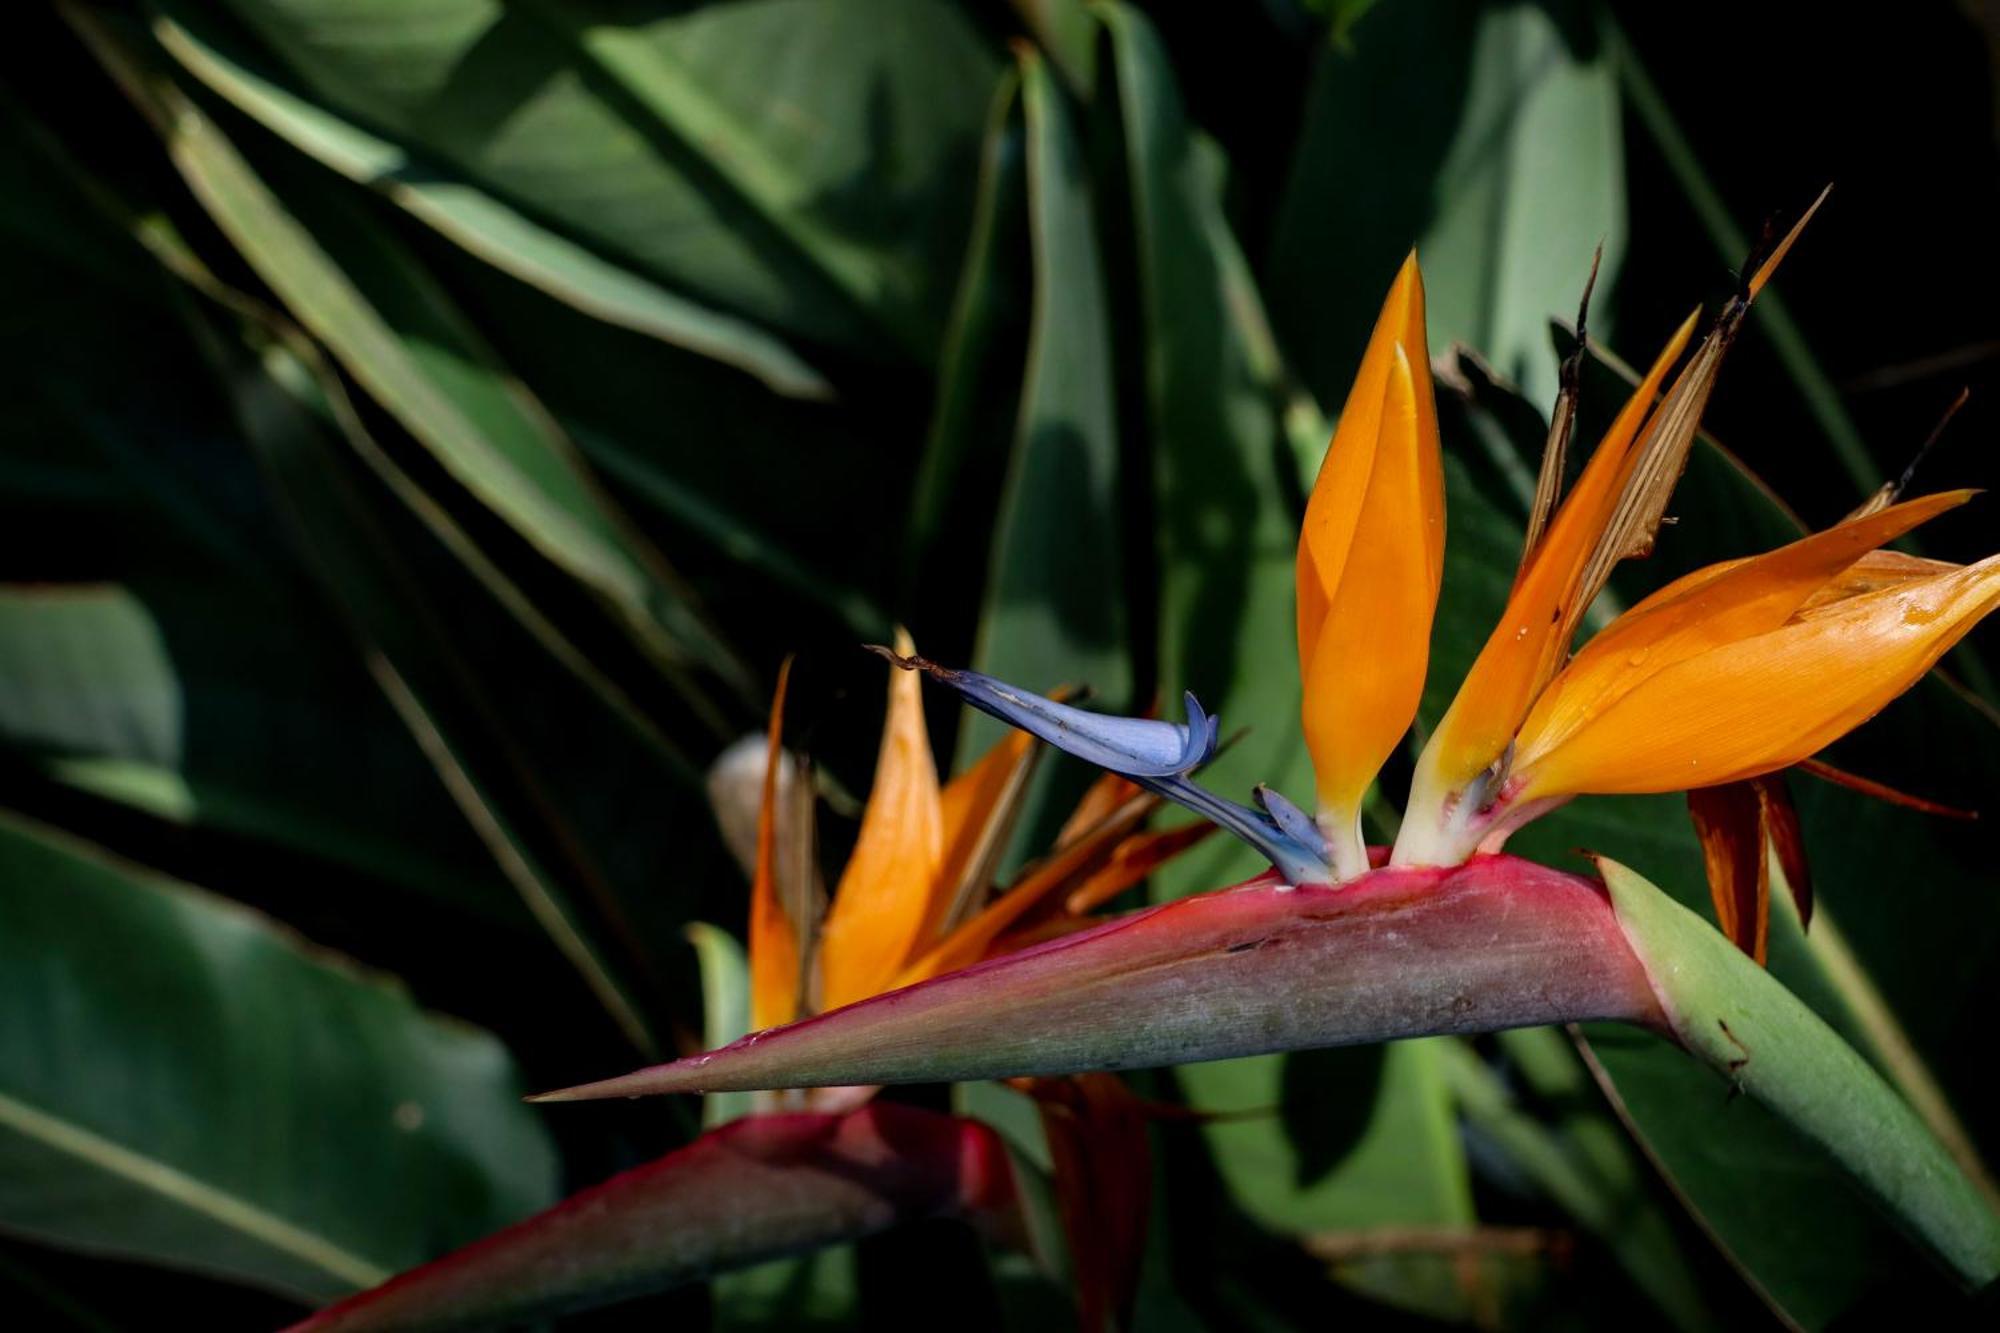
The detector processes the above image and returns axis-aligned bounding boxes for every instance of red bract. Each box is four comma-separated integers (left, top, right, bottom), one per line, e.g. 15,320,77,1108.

535,855,1666,1099
284,1104,1018,1332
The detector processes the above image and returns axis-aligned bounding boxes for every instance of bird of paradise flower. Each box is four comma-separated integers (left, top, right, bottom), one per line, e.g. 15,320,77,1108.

541,198,2000,1292
288,641,1211,1331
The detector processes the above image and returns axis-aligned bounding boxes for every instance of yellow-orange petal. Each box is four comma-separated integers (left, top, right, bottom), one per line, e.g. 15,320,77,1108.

1513,555,2000,799
1302,341,1443,839
1795,548,1960,614
1296,252,1441,682
1518,491,1973,760
895,790,1158,987
749,658,803,1032
932,727,1039,936
1418,309,1701,794
1062,822,1219,917
815,627,946,1009
1056,769,1144,849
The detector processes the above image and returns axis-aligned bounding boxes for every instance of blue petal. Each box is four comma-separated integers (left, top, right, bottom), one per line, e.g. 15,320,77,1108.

872,648,1332,884
1255,785,1331,864
868,649,1215,776
1141,775,1330,886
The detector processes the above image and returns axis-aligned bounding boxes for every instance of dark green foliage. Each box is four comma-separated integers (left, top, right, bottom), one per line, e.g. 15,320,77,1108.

2,1,1996,1327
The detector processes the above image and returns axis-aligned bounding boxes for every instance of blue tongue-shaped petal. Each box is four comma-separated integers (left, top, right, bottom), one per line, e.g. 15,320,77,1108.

870,649,1330,884
867,648,1215,775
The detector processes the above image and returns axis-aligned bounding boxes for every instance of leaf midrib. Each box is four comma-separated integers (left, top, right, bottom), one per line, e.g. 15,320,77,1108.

0,1086,388,1291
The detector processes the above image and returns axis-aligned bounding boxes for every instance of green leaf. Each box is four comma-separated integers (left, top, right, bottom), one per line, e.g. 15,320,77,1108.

1184,1040,1473,1230
906,66,1030,674
0,811,556,1303
1099,0,1318,889
1598,856,2000,1293
712,1246,862,1332
70,8,747,712
210,316,670,1055
1445,1030,1716,1330
201,0,998,362
965,49,1129,733
1271,0,1624,412
149,3,832,398
685,922,754,1130
920,46,1128,864
0,109,521,914
0,582,509,917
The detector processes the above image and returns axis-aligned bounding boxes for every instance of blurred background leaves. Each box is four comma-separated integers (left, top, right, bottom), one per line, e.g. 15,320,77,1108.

3,0,1997,1328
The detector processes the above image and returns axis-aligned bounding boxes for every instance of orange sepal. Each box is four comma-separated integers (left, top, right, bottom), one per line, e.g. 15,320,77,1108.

1687,774,1814,964
895,793,1157,986
1063,822,1221,917
1515,555,2000,799
1422,310,1701,791
749,658,804,1031
1747,185,1831,298
1057,770,1144,849
1296,252,1438,678
1517,491,1973,762
815,628,946,1010
1301,340,1444,827
933,728,1038,928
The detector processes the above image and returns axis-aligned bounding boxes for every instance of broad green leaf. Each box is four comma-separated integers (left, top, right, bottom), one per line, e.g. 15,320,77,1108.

1099,0,1321,897
149,3,832,399
1559,700,1998,1328
1183,1040,1473,1228
205,312,671,1054
924,47,1127,863
713,1247,862,1332
0,582,507,917
1448,1030,1717,1330
0,811,556,1303
965,49,1128,735
69,9,746,712
1598,857,2000,1294
577,422,888,643
0,106,520,914
1010,0,1097,93
906,66,1031,682
203,0,997,362
1271,0,1624,411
